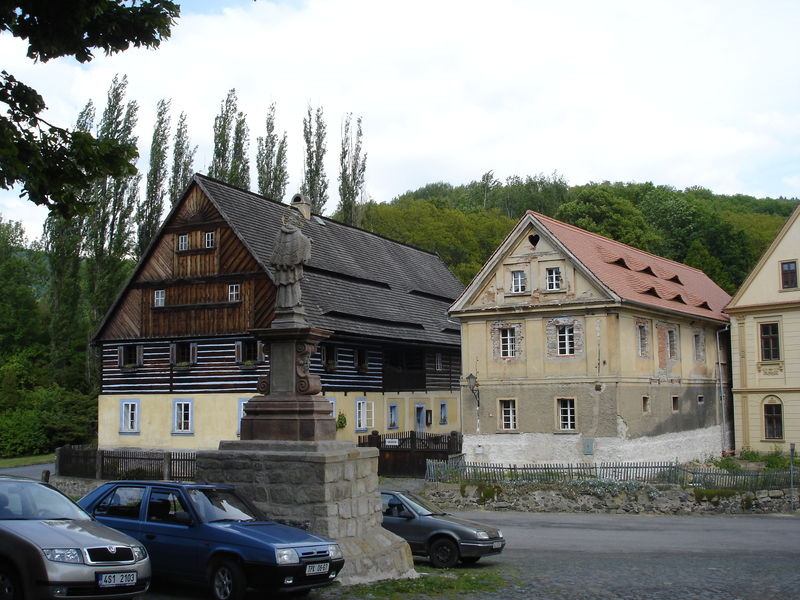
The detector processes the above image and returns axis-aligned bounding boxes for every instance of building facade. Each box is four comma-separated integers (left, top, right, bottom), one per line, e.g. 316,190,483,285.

449,211,731,464
94,175,463,449
726,205,800,453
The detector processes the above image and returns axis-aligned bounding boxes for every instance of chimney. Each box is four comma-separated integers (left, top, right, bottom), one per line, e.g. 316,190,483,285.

291,193,312,220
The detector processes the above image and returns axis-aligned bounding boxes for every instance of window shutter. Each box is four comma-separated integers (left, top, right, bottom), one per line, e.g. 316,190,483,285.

136,345,144,366
234,341,242,364
190,343,198,365
169,343,176,365
257,342,265,363
117,346,124,368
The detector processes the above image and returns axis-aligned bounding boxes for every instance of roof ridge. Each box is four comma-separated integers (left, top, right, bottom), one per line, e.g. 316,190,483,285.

527,210,710,276
194,172,443,259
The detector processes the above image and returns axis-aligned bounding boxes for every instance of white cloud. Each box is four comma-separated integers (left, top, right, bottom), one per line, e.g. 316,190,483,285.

3,0,800,239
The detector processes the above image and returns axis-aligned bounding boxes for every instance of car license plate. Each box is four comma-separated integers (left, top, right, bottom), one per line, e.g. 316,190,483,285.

492,541,503,549
97,572,137,587
305,562,329,575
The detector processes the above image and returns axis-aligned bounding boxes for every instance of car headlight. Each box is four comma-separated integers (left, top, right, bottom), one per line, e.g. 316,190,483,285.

276,548,299,565
43,548,83,564
475,531,490,540
497,529,503,538
328,544,343,560
132,546,148,561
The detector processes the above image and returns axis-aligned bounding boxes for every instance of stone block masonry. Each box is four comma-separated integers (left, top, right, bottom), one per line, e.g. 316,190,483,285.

195,440,416,585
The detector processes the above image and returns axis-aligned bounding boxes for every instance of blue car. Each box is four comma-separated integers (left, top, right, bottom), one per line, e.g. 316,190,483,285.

78,481,344,600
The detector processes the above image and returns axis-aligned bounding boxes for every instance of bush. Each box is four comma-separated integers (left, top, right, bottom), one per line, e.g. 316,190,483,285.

711,456,743,472
0,409,48,457
738,448,762,461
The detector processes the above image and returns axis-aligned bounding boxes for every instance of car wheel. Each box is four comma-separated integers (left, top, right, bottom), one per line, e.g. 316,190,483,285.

429,538,459,568
0,563,21,600
460,556,480,565
210,559,246,600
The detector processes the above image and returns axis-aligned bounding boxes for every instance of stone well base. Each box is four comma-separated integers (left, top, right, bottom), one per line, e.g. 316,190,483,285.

195,440,416,585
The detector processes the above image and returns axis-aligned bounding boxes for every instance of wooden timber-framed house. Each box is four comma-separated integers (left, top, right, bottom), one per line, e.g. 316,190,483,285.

94,174,463,449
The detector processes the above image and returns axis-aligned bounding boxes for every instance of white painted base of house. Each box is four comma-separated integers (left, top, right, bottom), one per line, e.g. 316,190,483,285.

463,426,723,464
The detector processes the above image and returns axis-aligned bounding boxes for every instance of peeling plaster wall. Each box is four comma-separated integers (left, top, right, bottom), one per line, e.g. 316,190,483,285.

463,425,722,464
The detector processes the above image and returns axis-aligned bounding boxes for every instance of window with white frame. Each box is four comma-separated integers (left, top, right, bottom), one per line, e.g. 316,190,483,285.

355,398,374,431
178,234,188,251
237,398,248,436
557,324,575,355
667,328,678,359
439,401,448,425
499,399,517,430
154,289,165,307
765,399,783,440
781,260,797,289
546,267,562,291
760,322,780,361
500,328,516,357
120,399,139,434
558,398,575,430
228,283,241,302
435,352,443,372
511,270,527,293
693,331,706,362
172,399,193,434
637,323,648,357
205,231,215,248
388,403,398,429
327,397,336,419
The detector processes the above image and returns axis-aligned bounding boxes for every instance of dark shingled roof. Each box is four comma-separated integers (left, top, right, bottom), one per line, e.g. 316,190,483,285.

194,175,462,346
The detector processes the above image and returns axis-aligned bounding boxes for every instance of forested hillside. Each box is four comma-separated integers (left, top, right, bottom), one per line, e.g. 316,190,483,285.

0,173,795,456
359,172,796,293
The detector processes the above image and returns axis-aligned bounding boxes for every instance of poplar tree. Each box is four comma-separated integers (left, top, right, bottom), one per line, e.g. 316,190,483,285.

168,111,196,205
256,102,289,201
42,103,93,385
209,89,236,182
83,75,140,328
300,105,328,213
136,98,170,258
337,113,367,226
228,111,250,190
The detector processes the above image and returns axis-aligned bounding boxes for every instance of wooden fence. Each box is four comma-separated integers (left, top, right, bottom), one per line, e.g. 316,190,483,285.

357,430,463,477
56,445,196,481
426,457,798,492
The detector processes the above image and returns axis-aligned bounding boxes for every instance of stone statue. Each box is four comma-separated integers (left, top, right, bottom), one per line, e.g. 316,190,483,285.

271,221,311,309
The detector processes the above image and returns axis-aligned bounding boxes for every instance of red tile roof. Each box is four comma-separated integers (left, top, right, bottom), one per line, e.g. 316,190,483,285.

530,211,731,322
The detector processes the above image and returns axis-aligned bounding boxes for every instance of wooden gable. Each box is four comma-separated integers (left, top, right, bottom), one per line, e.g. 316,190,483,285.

96,183,275,342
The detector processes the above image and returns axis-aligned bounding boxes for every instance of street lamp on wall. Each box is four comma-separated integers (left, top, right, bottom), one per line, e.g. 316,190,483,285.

466,373,480,407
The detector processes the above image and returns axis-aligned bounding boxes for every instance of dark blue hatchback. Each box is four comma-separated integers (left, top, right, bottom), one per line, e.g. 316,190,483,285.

78,481,344,600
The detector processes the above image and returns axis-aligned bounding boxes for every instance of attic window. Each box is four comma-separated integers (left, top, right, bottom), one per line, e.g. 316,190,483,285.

612,257,629,269
313,216,326,226
643,287,660,298
528,234,540,248
667,275,683,284
638,266,657,277
670,294,687,304
696,301,711,310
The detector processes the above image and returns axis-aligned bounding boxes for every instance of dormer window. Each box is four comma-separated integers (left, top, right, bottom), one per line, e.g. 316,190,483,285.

781,260,797,289
546,267,562,291
511,270,527,293
154,289,165,307
205,231,215,249
178,234,188,251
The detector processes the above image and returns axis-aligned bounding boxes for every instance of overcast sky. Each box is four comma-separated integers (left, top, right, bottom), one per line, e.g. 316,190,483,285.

3,0,800,240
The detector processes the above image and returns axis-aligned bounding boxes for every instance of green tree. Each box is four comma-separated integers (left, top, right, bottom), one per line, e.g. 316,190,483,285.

683,240,735,294
300,105,328,213
209,88,236,183
556,186,660,252
0,217,43,353
336,113,367,226
228,110,250,190
0,0,179,215
136,97,170,258
168,111,196,205
256,102,289,201
83,75,139,327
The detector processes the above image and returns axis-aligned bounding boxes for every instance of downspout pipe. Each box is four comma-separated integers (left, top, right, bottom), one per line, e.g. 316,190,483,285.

716,324,731,453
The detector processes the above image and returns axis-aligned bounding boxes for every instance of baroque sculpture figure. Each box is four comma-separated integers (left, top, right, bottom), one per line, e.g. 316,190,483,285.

271,219,311,309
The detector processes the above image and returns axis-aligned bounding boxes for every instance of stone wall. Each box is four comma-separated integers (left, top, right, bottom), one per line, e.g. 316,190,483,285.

422,480,798,514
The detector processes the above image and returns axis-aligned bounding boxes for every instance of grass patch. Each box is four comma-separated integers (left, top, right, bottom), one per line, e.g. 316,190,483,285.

0,453,55,469
338,564,511,599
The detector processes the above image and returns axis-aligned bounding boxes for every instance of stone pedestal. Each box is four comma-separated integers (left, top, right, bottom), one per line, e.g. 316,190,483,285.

196,440,416,585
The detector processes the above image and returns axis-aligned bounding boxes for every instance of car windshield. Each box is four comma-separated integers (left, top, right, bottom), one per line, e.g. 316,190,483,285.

187,488,263,523
0,481,88,520
401,493,446,516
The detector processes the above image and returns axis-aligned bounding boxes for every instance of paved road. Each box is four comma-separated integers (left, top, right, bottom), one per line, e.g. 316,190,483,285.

143,510,800,600
0,463,54,480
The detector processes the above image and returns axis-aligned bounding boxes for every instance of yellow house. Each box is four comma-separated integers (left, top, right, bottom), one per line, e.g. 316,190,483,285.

725,205,800,453
449,211,732,464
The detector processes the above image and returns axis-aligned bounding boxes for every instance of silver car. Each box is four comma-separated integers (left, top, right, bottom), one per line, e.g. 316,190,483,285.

0,477,151,600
